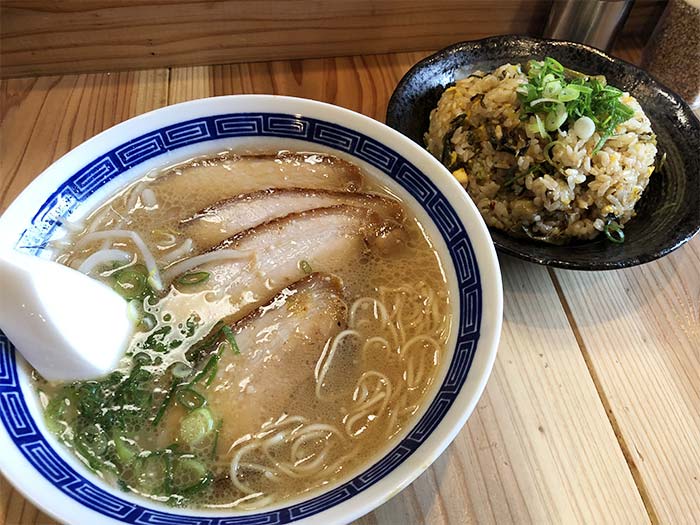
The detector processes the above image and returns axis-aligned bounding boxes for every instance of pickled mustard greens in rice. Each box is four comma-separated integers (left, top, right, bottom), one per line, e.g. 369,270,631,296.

426,57,658,243
35,151,451,509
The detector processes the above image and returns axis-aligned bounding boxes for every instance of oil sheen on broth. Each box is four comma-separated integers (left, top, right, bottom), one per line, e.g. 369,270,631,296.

36,151,451,510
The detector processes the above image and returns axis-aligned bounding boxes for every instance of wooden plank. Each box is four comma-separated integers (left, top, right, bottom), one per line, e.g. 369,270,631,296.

1,473,56,525
171,52,433,121
553,236,700,523
0,69,169,212
1,0,551,78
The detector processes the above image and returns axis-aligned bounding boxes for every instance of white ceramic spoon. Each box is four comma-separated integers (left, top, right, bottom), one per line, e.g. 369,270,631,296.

0,250,133,381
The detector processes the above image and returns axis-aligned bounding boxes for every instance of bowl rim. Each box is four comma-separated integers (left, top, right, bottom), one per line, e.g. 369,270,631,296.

386,34,700,271
0,95,503,525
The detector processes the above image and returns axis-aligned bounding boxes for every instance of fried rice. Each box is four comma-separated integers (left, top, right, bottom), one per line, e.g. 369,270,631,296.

425,63,658,242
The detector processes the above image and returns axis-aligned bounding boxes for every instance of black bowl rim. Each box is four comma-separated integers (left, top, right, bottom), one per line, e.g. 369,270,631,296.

387,34,700,271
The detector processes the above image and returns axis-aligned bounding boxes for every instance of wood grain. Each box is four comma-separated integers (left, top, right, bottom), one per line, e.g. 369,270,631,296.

0,69,169,212
552,236,700,523
0,0,552,78
0,0,669,79
170,52,433,120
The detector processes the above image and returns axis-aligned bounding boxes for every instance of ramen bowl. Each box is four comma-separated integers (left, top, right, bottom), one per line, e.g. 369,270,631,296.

0,96,502,525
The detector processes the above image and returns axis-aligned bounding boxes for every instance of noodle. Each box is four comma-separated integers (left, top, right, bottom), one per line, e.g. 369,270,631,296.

345,371,392,437
38,151,451,510
315,330,360,401
228,416,351,507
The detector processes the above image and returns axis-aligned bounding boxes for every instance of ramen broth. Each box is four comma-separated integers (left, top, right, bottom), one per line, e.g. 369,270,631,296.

35,151,451,509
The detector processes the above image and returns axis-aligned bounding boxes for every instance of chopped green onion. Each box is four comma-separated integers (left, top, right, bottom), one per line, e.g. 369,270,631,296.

299,259,313,274
153,379,180,426
170,456,211,495
133,352,152,367
558,85,581,102
544,56,564,73
592,134,609,155
545,103,568,131
113,432,139,465
518,57,635,145
44,387,77,432
210,419,223,459
178,407,215,446
133,453,168,493
176,272,210,286
221,325,240,355
604,220,625,244
139,325,173,354
186,321,225,361
568,84,593,95
526,113,550,140
542,80,562,98
113,269,147,300
127,300,142,324
205,362,219,387
176,388,206,410
74,424,109,468
529,97,562,107
193,352,221,385
574,116,596,141
171,362,192,379
140,313,156,331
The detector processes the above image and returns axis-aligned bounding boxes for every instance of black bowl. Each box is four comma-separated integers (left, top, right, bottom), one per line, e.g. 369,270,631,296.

386,35,700,270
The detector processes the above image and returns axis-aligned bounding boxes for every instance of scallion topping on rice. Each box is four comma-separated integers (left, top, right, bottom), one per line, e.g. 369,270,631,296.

425,59,657,243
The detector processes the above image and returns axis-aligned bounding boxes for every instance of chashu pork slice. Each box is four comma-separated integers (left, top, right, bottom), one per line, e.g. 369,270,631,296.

153,152,362,212
159,272,347,459
172,204,398,323
181,188,404,250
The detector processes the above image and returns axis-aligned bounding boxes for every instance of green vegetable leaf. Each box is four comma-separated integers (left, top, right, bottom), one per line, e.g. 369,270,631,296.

518,57,635,151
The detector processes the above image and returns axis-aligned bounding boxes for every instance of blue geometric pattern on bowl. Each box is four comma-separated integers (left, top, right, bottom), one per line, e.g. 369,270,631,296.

0,113,482,524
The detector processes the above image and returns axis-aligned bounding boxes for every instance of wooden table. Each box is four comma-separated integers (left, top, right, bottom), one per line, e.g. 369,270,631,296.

1,41,699,525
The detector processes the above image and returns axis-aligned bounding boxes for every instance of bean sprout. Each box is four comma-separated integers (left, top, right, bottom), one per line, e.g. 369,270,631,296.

76,249,132,275
160,238,194,265
162,249,252,283
74,230,164,291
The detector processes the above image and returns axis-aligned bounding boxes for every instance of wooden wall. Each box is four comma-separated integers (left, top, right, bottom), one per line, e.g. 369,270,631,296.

0,0,667,79
0,0,552,78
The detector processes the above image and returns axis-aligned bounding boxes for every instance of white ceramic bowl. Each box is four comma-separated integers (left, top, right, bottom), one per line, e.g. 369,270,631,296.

0,95,502,525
